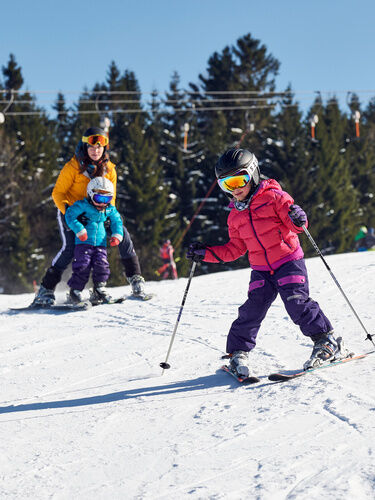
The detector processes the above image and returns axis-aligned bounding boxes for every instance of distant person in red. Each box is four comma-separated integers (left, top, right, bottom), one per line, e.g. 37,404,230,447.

157,240,178,279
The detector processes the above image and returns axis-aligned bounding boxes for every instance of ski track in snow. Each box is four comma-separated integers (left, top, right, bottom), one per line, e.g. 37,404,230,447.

0,252,375,499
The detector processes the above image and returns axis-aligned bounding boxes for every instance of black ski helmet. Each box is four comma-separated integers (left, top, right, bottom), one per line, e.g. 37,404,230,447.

215,148,260,187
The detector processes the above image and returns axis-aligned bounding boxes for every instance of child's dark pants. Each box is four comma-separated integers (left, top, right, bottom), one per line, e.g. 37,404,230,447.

67,245,110,291
226,259,333,353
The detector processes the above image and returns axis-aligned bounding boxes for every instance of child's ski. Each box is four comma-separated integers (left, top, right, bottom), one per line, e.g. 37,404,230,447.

122,292,155,302
268,351,375,382
221,365,260,384
89,296,126,306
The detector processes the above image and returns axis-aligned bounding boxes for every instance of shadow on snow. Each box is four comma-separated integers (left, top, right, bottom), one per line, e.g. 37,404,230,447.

0,372,267,415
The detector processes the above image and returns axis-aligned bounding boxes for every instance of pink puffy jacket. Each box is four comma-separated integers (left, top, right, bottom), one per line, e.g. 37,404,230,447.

204,179,307,272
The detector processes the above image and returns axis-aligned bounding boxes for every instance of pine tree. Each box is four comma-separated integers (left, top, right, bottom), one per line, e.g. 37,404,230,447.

156,72,205,276
113,115,168,280
347,96,375,232
2,54,23,95
263,87,312,205
0,54,59,291
306,97,359,254
187,33,281,273
53,92,74,166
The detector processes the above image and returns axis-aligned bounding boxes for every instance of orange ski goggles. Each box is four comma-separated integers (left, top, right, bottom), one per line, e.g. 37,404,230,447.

217,173,250,193
82,134,109,147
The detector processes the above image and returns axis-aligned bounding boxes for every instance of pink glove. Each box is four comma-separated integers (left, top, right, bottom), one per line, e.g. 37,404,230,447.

76,229,88,242
110,236,120,247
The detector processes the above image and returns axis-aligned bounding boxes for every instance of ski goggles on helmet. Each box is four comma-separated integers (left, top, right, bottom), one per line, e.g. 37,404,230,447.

92,192,113,204
217,172,251,193
82,134,109,147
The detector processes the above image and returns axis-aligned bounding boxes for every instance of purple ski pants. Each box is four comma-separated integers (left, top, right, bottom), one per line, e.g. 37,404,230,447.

67,244,110,291
226,259,333,353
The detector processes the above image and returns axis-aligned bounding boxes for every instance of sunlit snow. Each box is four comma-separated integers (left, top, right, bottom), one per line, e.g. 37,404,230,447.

1,251,375,498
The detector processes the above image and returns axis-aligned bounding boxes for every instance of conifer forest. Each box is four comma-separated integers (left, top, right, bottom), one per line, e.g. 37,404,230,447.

1,33,374,293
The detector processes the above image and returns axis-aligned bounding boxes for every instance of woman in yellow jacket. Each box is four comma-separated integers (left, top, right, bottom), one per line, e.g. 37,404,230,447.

32,127,146,306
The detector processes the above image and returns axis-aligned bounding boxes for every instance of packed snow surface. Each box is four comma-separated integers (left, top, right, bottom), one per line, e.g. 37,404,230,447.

1,251,375,499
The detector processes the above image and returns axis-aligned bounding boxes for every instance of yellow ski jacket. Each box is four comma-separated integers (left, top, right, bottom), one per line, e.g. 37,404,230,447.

52,156,117,214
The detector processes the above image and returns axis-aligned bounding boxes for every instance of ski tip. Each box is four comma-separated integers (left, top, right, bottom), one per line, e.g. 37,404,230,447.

268,371,305,382
268,373,292,382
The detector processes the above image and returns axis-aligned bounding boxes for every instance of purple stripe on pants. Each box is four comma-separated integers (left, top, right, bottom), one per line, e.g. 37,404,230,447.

248,280,265,292
226,259,333,353
277,275,305,286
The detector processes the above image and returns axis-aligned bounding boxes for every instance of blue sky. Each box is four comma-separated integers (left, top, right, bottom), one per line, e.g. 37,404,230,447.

1,0,375,116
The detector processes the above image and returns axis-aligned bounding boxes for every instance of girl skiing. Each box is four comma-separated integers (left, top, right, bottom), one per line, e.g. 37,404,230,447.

187,148,349,376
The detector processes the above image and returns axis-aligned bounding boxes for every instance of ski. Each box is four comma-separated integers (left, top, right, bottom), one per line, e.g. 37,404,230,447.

122,292,155,302
221,365,260,384
9,293,149,312
91,293,154,304
9,301,91,313
268,350,375,382
89,296,126,306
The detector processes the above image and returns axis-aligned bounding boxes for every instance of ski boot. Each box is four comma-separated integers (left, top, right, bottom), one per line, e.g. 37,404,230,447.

229,350,250,378
89,282,112,305
68,289,84,305
303,332,349,370
128,274,146,297
31,285,55,307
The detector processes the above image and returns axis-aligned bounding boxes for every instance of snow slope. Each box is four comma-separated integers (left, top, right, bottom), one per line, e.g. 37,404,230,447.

1,252,375,499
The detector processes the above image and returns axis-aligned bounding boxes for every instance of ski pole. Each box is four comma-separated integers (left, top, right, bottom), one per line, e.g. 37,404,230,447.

302,225,375,346
160,260,197,374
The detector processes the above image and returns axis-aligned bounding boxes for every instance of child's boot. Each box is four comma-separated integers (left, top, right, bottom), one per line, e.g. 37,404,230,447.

230,350,250,377
303,332,350,370
69,289,83,304
90,282,112,305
